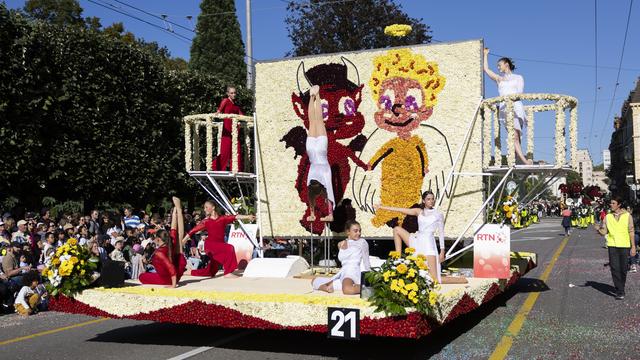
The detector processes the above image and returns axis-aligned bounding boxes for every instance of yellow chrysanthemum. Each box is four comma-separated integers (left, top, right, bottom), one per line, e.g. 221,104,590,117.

417,254,427,261
67,238,78,246
429,291,438,306
503,205,510,212
407,268,416,278
384,24,412,37
396,263,408,274
404,247,415,255
52,258,61,266
388,251,401,259
416,260,428,270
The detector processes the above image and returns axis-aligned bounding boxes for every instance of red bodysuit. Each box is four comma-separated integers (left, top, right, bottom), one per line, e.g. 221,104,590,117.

212,98,243,171
139,229,186,285
189,215,238,276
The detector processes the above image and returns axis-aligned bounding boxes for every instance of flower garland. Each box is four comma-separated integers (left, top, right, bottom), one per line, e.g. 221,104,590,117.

481,94,578,168
384,24,412,37
505,100,516,167
182,113,254,172
365,248,441,316
43,238,98,296
184,122,192,171
231,118,239,173
482,104,492,168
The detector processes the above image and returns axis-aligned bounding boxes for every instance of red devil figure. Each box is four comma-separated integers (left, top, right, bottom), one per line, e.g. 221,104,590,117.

281,58,369,234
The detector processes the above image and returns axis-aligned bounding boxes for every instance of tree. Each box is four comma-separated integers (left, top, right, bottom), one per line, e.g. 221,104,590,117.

523,176,553,200
24,0,84,27
0,5,253,210
285,0,432,57
190,0,247,87
566,170,583,185
593,163,604,171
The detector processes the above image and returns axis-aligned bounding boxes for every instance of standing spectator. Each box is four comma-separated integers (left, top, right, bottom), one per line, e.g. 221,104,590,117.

88,210,101,237
122,207,140,229
12,220,30,244
40,208,51,223
561,207,572,236
100,213,112,236
212,86,244,171
596,196,637,300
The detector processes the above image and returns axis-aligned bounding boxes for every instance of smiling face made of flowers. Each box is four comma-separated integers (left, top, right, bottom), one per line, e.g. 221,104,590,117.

374,77,433,140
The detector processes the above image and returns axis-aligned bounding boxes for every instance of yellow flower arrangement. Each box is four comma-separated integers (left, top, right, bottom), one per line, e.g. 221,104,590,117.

45,238,97,296
404,247,415,255
365,249,440,316
384,24,412,37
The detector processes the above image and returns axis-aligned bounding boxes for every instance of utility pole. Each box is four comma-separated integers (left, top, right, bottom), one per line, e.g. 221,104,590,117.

246,0,253,89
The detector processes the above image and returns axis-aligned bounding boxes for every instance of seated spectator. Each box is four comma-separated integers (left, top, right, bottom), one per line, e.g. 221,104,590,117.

2,242,31,286
187,246,202,270
19,253,30,274
14,271,41,316
77,225,90,246
42,232,56,265
110,237,128,263
0,270,12,313
55,229,67,247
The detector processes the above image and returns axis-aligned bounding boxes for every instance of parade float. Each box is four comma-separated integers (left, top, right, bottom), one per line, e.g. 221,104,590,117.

47,38,587,339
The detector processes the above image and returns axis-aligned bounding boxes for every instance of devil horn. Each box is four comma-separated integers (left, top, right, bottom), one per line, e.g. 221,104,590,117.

296,61,311,94
341,56,360,85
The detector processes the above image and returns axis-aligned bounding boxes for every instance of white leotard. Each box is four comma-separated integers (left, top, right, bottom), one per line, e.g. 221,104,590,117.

306,135,335,207
497,73,527,132
409,208,444,282
312,238,370,292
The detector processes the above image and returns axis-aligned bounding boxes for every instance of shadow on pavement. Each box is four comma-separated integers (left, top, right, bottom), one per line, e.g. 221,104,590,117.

87,276,550,359
580,281,616,297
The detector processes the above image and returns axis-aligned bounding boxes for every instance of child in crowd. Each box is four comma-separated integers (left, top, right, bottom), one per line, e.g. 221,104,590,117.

129,244,145,280
19,253,30,273
15,271,41,316
187,246,202,270
312,220,371,295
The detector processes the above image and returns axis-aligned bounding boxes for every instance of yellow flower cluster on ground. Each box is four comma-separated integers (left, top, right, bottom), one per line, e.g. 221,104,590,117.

365,247,440,316
44,237,97,296
384,24,412,37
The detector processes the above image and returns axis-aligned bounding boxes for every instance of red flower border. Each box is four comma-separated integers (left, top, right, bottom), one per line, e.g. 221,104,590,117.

48,269,532,339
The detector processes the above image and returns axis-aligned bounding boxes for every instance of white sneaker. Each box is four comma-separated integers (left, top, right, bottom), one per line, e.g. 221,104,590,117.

630,264,638,273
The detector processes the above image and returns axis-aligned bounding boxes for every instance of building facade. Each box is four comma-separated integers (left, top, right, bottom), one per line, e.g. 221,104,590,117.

607,78,640,203
603,149,611,170
574,149,594,186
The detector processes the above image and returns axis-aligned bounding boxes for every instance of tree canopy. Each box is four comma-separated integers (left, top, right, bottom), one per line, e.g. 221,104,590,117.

0,5,252,211
190,0,247,87
285,0,432,56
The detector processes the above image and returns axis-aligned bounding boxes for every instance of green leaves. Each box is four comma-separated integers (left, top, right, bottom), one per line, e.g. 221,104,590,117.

0,5,253,209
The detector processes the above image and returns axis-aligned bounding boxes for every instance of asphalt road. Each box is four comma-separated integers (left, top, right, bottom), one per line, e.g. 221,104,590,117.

1,218,638,359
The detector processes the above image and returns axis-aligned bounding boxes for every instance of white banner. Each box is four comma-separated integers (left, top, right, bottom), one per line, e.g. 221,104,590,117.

473,224,510,278
228,224,258,269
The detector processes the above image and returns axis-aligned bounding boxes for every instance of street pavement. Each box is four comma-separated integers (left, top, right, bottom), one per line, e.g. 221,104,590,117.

1,218,639,359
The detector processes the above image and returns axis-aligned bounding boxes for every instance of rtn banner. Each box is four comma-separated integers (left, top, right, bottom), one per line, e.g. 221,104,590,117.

473,224,510,278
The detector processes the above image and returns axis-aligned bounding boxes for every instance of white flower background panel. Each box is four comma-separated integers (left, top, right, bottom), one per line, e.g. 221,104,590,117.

255,40,484,237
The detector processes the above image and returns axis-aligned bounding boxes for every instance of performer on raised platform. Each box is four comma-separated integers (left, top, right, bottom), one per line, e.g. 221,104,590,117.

312,220,371,294
483,48,532,165
376,191,444,283
183,200,255,278
139,197,187,287
212,86,244,171
306,85,335,223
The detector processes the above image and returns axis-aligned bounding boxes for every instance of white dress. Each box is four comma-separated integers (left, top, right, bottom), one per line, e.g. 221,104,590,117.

306,135,335,207
312,238,371,291
409,208,445,282
497,73,527,132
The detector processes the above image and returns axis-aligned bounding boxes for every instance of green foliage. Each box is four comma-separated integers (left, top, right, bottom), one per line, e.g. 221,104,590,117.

566,170,583,186
190,0,247,87
593,163,604,171
285,0,432,57
24,0,85,27
0,5,253,210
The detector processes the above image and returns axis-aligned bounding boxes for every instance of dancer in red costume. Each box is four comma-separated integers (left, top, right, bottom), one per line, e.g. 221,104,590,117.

139,197,187,287
183,200,255,278
212,86,244,171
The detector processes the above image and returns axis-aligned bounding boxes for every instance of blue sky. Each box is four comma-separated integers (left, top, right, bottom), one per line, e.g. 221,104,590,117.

6,0,639,164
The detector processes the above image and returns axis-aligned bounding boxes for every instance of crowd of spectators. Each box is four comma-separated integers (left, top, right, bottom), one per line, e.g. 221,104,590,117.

0,206,211,316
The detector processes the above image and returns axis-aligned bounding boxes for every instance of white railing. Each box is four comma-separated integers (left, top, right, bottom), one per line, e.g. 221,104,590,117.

183,113,254,173
481,93,578,169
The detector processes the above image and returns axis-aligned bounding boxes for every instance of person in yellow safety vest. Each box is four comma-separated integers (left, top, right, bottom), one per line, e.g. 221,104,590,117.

596,195,637,300
512,211,521,229
589,207,595,225
571,207,578,227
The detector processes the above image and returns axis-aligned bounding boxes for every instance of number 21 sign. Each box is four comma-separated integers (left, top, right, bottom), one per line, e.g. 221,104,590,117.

327,307,360,340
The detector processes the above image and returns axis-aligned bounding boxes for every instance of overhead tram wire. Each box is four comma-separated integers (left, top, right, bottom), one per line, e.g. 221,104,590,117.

488,53,640,72
195,0,357,17
86,0,192,43
587,0,598,148
598,0,634,152
111,0,195,34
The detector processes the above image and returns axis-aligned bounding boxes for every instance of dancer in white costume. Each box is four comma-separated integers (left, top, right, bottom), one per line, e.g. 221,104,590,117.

375,191,444,283
306,85,334,222
483,48,532,165
312,221,371,294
